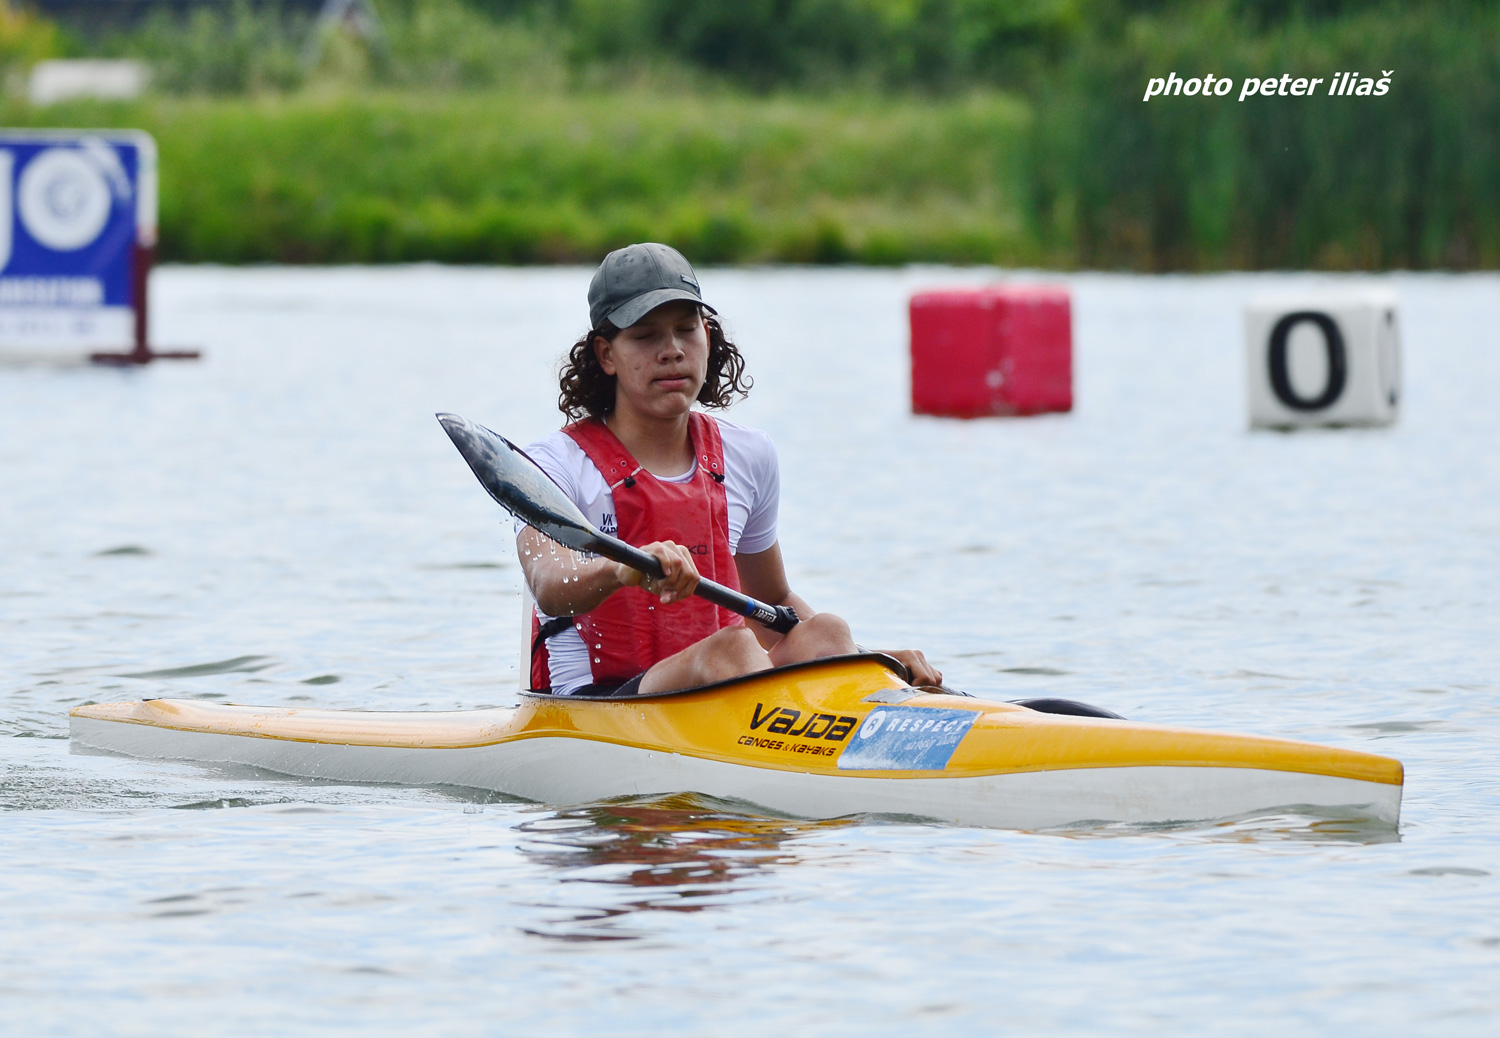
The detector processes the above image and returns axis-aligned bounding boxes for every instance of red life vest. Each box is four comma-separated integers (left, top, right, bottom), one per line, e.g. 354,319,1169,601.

530,412,744,691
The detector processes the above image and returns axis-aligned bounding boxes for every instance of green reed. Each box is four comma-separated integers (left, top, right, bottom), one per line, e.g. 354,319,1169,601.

7,1,1495,269
1026,1,1500,269
0,90,1032,265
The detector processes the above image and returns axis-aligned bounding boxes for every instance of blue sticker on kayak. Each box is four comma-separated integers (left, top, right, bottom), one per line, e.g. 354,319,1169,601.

836,707,979,771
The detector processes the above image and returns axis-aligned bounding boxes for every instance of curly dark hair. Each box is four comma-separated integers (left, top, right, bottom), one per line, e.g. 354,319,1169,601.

557,311,752,421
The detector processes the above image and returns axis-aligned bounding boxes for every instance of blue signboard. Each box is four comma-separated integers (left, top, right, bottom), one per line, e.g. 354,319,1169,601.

0,130,155,355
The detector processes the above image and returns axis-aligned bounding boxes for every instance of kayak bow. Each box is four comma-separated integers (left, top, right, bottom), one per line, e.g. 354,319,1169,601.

69,654,1402,830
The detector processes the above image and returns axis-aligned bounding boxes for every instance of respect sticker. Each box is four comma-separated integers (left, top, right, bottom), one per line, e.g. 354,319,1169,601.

836,706,979,772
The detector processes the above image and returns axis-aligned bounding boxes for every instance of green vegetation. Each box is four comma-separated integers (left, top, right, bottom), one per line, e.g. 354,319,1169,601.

1028,2,1500,269
7,0,1497,269
2,90,1031,264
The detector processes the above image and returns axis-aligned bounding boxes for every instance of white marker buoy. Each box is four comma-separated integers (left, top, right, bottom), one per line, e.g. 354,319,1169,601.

1245,293,1400,429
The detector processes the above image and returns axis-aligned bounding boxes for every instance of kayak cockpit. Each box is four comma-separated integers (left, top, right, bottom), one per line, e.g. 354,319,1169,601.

522,651,918,700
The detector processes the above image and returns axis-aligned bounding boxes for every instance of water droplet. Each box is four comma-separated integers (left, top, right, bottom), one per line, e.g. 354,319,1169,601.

593,657,602,664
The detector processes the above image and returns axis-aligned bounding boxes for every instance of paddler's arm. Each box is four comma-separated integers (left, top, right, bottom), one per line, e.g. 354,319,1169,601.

734,542,943,685
517,527,701,616
733,542,815,651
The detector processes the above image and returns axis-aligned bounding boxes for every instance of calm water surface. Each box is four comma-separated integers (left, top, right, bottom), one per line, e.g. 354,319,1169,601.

2,267,1498,1034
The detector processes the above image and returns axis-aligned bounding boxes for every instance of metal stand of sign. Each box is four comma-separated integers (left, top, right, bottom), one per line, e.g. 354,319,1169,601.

89,244,200,365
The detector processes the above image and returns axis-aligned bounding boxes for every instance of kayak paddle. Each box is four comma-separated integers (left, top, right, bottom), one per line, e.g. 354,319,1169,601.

437,413,800,634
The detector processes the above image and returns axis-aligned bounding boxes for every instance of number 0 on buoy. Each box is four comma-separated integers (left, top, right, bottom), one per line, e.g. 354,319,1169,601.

1245,294,1400,429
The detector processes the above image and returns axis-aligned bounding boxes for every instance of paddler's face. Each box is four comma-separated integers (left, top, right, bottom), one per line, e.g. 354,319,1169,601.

595,301,709,419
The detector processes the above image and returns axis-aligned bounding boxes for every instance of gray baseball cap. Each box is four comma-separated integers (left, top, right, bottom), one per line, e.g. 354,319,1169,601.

588,243,716,330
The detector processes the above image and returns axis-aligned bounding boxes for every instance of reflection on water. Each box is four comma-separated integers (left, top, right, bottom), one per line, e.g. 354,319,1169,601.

511,794,1400,944
1060,809,1402,846
515,793,853,941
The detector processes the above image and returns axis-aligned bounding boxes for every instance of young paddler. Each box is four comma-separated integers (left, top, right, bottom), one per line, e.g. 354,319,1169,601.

518,243,940,696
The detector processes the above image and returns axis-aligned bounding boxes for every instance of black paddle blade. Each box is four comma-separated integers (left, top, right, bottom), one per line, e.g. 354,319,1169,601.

436,413,600,554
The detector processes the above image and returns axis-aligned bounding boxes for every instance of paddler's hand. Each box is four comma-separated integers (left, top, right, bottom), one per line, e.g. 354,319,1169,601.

617,540,700,605
883,649,942,687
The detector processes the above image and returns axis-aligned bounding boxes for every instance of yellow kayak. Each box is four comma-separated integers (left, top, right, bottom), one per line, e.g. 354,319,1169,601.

69,654,1402,830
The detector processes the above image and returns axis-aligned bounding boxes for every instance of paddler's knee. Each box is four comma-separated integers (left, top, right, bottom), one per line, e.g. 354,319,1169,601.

772,612,856,664
638,626,771,694
691,626,773,685
803,612,855,650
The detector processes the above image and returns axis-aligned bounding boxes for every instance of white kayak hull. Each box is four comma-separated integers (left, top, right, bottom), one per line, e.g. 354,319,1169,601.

69,660,1403,831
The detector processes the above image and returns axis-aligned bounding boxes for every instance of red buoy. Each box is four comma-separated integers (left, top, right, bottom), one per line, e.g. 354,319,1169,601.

909,286,1072,417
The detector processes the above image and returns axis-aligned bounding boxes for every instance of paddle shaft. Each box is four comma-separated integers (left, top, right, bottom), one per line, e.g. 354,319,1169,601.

579,527,800,634
434,412,799,635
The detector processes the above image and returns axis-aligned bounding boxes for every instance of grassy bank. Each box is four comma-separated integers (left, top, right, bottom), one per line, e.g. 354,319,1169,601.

2,90,1033,265
9,2,1500,270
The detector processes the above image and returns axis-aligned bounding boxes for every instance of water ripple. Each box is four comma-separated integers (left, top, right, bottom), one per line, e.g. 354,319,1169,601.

2,268,1498,1034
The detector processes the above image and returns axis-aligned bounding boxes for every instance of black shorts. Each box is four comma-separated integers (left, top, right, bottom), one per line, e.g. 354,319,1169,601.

561,671,647,698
